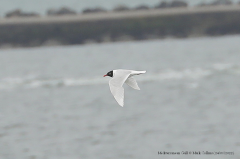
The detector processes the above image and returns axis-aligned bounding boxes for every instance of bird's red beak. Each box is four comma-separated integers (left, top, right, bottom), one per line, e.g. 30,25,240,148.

103,75,107,77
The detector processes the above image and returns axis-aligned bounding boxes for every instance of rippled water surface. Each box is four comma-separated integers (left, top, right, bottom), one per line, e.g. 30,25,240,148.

0,36,240,159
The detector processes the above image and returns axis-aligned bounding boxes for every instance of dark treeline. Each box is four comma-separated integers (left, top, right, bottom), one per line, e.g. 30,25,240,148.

4,0,239,18
0,0,240,48
1,9,240,48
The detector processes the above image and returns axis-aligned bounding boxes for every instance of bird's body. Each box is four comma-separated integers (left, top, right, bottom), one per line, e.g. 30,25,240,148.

104,69,146,107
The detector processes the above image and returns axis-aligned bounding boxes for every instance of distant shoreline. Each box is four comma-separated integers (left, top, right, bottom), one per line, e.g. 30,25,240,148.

0,5,240,49
0,5,240,25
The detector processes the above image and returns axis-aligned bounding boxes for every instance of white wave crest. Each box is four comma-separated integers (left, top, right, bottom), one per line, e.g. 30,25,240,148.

0,64,239,90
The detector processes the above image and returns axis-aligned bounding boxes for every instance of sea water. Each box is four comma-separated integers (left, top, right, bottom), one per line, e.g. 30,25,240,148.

0,35,240,159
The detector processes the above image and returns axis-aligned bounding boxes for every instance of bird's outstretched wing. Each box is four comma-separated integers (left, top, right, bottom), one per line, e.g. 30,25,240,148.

109,70,131,107
125,77,140,90
109,85,124,106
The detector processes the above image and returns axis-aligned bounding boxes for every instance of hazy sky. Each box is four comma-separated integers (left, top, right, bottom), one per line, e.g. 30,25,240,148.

0,0,239,16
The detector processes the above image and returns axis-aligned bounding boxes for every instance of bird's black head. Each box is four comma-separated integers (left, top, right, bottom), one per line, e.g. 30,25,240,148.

103,70,113,77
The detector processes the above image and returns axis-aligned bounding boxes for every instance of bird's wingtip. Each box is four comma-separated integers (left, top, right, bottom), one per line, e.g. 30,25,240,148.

117,101,124,107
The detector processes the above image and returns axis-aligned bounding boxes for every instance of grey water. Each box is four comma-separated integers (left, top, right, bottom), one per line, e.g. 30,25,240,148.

0,0,240,16
0,35,240,159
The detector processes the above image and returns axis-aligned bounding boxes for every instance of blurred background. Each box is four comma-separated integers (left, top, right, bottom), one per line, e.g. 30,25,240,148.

0,0,240,159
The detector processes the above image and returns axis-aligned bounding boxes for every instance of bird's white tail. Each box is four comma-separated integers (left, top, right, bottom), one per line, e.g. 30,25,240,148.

132,70,146,75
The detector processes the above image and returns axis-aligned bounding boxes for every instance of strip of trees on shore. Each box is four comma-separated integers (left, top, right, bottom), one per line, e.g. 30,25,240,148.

4,0,239,18
0,0,240,48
